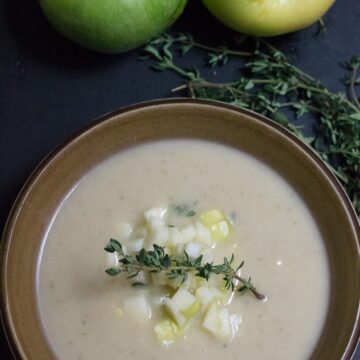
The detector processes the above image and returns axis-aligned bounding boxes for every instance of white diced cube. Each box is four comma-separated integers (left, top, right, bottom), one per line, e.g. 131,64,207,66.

172,288,197,311
172,288,200,318
185,242,202,259
165,298,187,327
126,238,144,254
169,227,186,245
181,224,197,242
105,252,118,267
202,304,232,340
195,285,222,305
195,221,213,247
144,207,167,221
201,249,214,264
135,226,148,238
118,222,133,239
147,217,166,229
123,294,151,320
147,226,169,248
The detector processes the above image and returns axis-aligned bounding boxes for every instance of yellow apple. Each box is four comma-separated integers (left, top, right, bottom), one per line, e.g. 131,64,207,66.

202,0,335,37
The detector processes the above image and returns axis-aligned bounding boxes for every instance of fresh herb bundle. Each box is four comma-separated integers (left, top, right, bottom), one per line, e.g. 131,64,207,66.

141,33,360,216
104,239,265,300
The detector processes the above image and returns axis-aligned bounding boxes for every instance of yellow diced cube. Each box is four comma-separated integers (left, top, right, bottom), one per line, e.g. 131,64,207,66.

172,288,200,318
151,271,170,286
190,275,207,292
201,209,225,226
210,220,230,241
181,299,201,318
154,320,179,342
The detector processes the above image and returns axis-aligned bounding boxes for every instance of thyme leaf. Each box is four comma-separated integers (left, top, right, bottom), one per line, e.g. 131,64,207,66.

172,203,197,217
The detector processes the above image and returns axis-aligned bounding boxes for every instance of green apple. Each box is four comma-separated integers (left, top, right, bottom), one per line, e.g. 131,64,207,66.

39,0,187,53
202,0,335,37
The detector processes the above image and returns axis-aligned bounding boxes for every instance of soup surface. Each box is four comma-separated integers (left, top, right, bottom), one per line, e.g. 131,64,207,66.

38,139,330,360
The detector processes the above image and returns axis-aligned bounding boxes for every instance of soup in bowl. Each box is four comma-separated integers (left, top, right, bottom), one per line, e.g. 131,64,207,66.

1,99,359,359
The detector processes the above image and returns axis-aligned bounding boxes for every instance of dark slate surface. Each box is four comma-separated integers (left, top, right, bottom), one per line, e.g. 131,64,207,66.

0,0,359,358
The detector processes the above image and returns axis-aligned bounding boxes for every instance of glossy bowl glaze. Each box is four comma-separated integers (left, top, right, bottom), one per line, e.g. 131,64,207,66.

1,99,359,359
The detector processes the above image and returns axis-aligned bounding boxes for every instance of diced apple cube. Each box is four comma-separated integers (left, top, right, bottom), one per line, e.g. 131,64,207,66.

147,226,169,248
172,288,200,318
189,275,207,292
144,207,167,221
173,243,185,256
174,272,206,292
202,303,232,341
165,298,187,327
169,227,186,245
118,222,133,239
185,242,202,259
167,272,192,290
152,271,192,290
147,217,166,229
134,226,148,238
206,275,227,290
181,299,200,318
154,319,179,342
105,252,118,267
210,220,230,241
151,271,170,286
133,270,148,284
201,209,225,226
121,244,128,255
123,294,151,320
201,249,214,264
195,285,222,306
126,238,144,254
195,221,213,247
181,224,197,242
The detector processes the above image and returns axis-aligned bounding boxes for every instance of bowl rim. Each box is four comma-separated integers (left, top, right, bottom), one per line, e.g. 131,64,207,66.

1,98,359,359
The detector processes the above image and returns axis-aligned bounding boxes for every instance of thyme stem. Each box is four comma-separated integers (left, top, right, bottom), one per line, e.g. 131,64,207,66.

116,263,266,301
141,33,360,215
192,41,252,57
105,240,265,301
232,274,266,300
350,63,360,110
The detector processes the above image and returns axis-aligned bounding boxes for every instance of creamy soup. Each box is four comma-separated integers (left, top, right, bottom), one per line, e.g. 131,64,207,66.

37,139,330,360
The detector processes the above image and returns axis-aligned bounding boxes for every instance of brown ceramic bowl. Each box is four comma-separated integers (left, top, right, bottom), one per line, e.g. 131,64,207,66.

1,99,359,359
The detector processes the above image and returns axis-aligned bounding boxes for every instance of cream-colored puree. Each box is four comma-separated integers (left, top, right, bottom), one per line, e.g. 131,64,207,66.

38,139,329,360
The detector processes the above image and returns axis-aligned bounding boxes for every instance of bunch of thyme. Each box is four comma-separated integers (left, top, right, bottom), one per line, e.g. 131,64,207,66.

141,33,360,216
104,239,265,300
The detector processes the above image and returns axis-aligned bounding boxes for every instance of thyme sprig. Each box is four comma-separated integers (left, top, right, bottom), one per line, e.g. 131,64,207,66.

141,33,360,215
104,239,265,300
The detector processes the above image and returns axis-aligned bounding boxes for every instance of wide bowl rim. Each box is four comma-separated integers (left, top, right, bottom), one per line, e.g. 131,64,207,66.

1,98,359,359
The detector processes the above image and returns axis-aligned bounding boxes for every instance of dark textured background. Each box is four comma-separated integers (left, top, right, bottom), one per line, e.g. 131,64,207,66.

0,0,359,358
